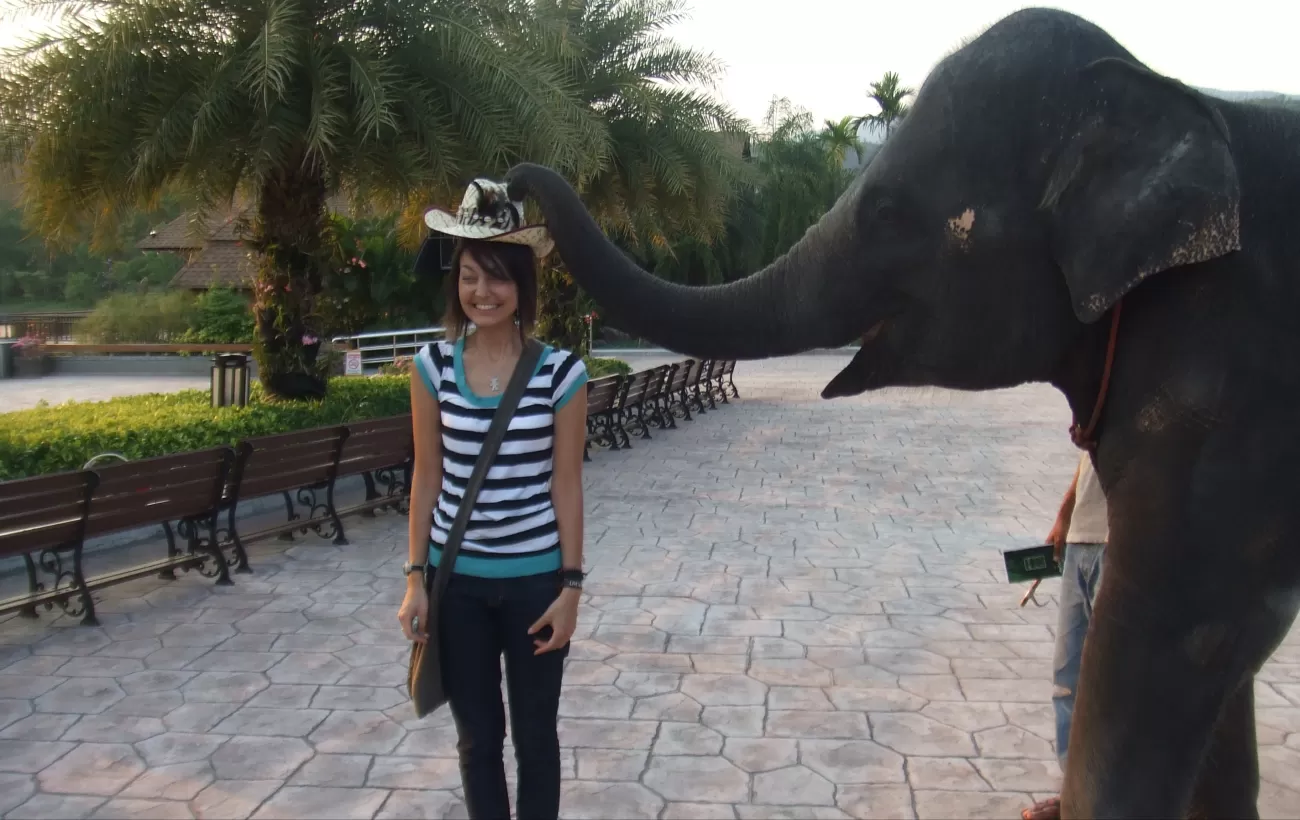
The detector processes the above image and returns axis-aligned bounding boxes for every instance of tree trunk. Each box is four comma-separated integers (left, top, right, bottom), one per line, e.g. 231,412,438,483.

249,153,331,401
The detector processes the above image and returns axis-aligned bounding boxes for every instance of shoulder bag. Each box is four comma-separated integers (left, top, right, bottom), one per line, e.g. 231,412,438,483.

408,337,545,718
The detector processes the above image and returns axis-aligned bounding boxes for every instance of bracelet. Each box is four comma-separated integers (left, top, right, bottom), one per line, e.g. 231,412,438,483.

559,568,585,589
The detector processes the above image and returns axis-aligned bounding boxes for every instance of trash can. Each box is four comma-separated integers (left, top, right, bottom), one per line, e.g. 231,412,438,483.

0,339,16,380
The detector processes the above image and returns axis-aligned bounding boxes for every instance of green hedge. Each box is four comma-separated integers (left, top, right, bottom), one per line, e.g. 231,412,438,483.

586,356,632,378
0,376,412,480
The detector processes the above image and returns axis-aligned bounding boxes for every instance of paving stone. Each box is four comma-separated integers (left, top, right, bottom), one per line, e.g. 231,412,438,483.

973,757,1061,792
835,784,916,820
753,765,836,806
574,748,648,781
643,756,748,803
119,761,214,800
189,780,281,819
701,706,766,738
908,756,991,791
56,657,145,678
366,755,460,789
559,781,664,819
735,806,848,819
558,718,658,750
870,712,977,756
973,725,1055,758
630,692,702,722
653,722,723,755
89,798,196,818
137,733,228,766
1,713,79,740
913,790,1034,819
768,687,834,711
211,737,312,780
680,675,766,706
38,743,146,795
374,789,463,819
0,739,75,772
767,711,869,740
63,714,166,743
287,754,370,787
723,738,798,772
246,685,318,709
34,678,125,714
0,772,35,814
5,793,107,819
309,710,405,754
800,739,904,784
661,803,737,819
180,673,269,704
559,685,635,719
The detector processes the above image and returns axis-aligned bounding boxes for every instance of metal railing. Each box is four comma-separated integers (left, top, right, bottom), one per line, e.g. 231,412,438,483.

331,326,445,370
0,310,93,342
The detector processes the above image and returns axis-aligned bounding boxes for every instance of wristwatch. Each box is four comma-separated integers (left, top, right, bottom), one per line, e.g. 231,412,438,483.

559,568,585,590
402,561,425,577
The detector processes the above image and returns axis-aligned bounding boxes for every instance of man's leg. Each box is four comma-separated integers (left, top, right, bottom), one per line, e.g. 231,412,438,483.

1024,542,1100,820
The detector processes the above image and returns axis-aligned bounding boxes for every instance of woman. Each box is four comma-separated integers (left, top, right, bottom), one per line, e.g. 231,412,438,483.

398,181,588,820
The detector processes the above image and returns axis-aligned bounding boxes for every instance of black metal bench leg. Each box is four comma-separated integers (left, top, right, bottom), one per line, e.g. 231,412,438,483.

279,491,298,541
225,504,251,573
361,471,379,518
20,553,40,619
326,482,348,546
190,515,232,586
71,543,97,627
158,521,180,581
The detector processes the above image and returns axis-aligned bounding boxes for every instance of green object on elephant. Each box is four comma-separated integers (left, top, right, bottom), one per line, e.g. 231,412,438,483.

503,8,1299,818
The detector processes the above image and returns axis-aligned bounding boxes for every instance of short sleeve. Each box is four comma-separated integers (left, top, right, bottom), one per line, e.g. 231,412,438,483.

551,350,589,410
413,343,441,399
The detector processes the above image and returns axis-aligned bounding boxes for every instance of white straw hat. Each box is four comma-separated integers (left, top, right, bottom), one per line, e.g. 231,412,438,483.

423,178,554,259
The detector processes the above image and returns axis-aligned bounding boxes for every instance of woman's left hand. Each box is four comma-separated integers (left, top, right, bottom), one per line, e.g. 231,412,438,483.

529,588,580,654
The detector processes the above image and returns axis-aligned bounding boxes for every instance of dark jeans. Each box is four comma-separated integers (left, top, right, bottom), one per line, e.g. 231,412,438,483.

436,571,568,820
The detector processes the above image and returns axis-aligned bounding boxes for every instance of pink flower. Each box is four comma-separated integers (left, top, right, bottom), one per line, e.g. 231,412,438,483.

302,334,319,345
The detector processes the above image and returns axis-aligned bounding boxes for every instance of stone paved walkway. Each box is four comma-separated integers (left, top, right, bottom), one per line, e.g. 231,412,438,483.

1,354,1297,819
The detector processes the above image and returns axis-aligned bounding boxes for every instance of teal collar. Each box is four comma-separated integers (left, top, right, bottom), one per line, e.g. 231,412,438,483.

453,336,550,407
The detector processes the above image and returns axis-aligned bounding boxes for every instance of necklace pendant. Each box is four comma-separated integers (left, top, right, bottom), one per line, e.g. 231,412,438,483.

489,376,501,393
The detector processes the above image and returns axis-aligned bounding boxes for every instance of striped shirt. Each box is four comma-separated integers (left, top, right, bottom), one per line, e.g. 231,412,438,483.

414,337,588,577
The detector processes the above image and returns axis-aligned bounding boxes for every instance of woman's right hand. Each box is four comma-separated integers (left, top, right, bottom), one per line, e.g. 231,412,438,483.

398,580,429,643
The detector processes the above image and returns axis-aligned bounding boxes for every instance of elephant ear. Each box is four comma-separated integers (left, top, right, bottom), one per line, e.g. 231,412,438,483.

1043,57,1241,323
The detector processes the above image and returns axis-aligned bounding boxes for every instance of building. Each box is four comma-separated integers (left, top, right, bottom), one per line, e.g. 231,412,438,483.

136,208,256,293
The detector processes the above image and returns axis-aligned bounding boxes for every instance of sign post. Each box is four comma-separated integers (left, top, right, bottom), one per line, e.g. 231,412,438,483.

344,350,363,377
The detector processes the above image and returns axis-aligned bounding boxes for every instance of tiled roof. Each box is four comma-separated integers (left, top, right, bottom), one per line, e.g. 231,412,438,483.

137,208,249,250
168,240,257,290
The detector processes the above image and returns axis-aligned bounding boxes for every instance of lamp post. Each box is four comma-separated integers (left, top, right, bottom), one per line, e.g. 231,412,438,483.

211,353,250,408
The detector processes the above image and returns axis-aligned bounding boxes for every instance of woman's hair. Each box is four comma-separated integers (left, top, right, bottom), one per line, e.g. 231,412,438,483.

441,238,538,341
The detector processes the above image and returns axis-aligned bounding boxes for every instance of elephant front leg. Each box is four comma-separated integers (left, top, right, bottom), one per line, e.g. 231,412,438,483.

1186,678,1259,820
1059,572,1290,819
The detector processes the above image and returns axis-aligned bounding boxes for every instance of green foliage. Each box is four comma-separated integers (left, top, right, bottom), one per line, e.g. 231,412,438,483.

0,199,185,309
585,356,630,378
180,287,254,344
317,214,436,335
854,71,915,141
0,376,411,480
73,291,197,343
536,266,595,356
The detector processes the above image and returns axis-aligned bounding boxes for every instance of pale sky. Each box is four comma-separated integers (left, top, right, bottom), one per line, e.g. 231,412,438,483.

663,0,1300,125
2,1,1295,128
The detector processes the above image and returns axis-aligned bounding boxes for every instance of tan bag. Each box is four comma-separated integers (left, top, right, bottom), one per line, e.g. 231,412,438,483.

408,339,544,718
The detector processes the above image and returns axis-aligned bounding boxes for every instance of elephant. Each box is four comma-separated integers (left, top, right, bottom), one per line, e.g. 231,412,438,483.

499,6,1300,818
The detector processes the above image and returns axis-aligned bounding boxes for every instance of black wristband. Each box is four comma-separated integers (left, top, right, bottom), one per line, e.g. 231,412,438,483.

559,568,585,588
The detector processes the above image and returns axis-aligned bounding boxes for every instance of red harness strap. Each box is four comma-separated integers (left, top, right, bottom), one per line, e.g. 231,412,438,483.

1069,300,1123,452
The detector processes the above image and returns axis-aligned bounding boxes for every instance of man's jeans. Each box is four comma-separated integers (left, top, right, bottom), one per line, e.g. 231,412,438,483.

436,571,569,820
1053,542,1105,770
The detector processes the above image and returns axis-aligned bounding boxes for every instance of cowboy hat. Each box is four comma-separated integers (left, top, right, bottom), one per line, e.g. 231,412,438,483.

422,178,554,259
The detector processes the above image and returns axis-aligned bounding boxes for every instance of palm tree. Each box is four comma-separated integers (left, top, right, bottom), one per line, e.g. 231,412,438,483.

519,0,751,249
0,0,605,398
820,116,862,166
853,71,915,141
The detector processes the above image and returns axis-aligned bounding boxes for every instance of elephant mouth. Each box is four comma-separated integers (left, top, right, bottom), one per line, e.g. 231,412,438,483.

821,318,891,399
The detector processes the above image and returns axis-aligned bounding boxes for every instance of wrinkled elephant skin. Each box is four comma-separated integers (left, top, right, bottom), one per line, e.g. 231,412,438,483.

506,7,1300,819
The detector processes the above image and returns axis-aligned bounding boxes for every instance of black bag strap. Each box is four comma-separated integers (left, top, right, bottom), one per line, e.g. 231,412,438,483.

429,337,545,598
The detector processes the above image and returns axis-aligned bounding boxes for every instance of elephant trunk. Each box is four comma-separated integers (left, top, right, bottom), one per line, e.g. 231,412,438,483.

507,163,861,360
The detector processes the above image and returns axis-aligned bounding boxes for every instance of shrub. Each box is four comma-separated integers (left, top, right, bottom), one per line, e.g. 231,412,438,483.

0,376,411,480
180,286,254,344
586,356,631,378
74,291,196,343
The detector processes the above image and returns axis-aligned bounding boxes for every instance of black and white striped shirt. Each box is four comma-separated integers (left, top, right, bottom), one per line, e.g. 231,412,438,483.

414,337,587,577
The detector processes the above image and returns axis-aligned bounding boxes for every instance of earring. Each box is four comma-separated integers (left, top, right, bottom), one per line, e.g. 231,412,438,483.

514,313,520,327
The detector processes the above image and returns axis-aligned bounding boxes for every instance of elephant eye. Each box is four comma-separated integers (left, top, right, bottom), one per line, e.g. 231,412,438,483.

872,198,900,224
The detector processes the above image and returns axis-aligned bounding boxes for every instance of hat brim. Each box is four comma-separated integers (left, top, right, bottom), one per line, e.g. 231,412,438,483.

424,207,555,259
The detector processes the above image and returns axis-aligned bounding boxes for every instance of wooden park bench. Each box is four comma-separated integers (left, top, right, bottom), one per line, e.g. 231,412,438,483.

221,425,351,560
584,375,626,460
0,448,235,626
664,359,696,422
717,359,739,399
618,369,660,442
335,414,414,517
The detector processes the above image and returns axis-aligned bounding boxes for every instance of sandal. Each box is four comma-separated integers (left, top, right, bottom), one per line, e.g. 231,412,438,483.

1021,796,1060,820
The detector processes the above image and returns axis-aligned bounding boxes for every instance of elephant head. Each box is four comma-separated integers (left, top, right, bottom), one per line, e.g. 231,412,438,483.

506,7,1241,401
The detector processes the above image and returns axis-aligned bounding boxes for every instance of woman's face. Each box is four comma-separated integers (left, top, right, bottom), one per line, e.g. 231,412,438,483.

458,248,519,332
